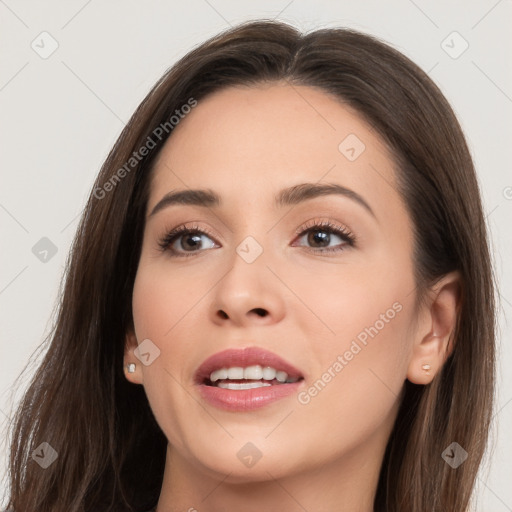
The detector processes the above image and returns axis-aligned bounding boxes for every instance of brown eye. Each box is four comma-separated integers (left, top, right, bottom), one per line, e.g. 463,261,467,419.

174,232,207,252
166,231,216,253
158,225,218,257
294,220,355,254
305,230,331,248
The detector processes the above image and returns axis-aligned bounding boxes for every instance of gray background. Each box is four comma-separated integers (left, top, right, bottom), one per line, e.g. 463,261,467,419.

0,1,511,510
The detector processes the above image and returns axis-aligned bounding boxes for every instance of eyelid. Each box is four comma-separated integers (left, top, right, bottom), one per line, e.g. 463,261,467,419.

162,222,217,239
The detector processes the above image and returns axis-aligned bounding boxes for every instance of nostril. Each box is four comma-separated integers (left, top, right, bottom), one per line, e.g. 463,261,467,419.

252,308,267,317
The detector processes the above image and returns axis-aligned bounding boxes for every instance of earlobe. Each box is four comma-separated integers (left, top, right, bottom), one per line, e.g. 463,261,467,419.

407,271,461,385
123,327,144,385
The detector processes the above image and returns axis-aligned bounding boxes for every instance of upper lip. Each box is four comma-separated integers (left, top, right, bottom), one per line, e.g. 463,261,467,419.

195,346,304,384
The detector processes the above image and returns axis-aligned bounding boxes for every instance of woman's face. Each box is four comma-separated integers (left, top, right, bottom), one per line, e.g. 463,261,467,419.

126,82,426,482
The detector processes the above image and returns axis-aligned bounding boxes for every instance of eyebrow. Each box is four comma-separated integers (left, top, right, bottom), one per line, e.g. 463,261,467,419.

149,182,375,219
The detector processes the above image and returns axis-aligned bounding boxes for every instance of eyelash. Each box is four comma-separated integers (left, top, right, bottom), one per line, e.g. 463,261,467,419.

157,220,356,258
294,219,356,253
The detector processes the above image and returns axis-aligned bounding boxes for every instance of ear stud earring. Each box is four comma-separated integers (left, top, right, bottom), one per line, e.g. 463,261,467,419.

422,363,431,375
125,363,136,373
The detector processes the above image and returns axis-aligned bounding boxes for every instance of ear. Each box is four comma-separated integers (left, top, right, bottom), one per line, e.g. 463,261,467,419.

407,271,462,385
124,324,144,385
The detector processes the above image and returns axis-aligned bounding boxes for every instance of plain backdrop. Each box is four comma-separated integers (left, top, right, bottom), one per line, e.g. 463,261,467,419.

0,1,511,510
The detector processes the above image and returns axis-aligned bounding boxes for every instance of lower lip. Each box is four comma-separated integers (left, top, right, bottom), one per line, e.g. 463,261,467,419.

197,381,303,411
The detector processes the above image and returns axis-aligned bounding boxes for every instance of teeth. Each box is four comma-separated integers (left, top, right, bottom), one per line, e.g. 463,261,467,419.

262,366,276,380
227,367,244,379
276,370,288,383
244,365,263,380
218,381,272,390
209,365,300,384
211,368,228,381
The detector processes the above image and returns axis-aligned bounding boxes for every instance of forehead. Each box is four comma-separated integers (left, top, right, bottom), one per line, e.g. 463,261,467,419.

148,83,403,221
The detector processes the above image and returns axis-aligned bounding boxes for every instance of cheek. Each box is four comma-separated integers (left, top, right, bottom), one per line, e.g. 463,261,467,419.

293,297,413,457
130,267,204,455
284,253,414,350
286,255,415,404
131,257,214,339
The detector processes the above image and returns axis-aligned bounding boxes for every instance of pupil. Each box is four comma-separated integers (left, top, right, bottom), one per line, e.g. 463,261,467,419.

308,230,329,247
182,233,201,250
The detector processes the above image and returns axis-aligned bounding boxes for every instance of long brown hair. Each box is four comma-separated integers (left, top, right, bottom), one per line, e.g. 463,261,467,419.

4,19,496,512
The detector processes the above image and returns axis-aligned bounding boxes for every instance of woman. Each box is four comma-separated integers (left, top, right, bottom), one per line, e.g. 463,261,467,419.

5,19,496,512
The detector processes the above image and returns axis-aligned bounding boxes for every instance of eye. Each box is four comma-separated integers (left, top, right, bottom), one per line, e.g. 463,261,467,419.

293,219,355,254
158,223,218,257
158,219,356,258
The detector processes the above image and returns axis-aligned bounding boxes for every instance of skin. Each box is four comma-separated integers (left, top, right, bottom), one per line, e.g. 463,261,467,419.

124,82,460,512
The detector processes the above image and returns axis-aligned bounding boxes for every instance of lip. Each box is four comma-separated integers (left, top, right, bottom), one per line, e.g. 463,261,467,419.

194,346,304,384
194,346,305,412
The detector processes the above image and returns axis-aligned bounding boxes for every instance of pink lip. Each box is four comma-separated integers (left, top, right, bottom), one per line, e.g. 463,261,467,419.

194,346,304,383
198,380,303,411
194,346,305,412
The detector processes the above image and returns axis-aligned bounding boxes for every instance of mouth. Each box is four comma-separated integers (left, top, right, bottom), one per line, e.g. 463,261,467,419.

204,367,303,390
195,346,305,389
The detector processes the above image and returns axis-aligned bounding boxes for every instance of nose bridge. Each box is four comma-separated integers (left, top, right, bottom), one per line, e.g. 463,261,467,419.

209,228,285,326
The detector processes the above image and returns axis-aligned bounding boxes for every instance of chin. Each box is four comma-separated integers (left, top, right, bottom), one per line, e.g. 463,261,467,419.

188,443,301,483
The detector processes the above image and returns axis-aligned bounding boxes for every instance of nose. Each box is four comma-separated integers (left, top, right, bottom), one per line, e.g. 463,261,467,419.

209,247,286,328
